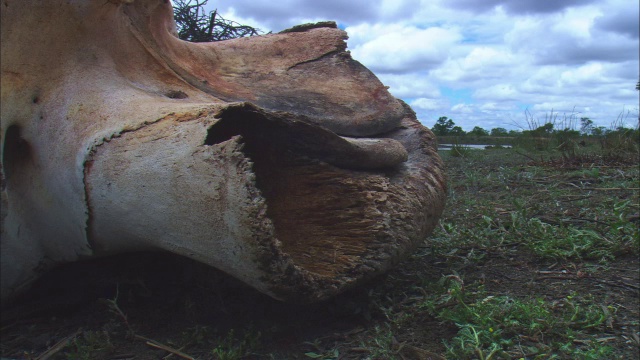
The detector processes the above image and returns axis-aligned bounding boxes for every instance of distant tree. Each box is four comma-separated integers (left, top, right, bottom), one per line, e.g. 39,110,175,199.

541,123,554,133
173,0,262,42
431,116,456,136
450,126,466,136
534,123,554,135
522,123,554,139
469,126,489,137
580,117,594,135
490,127,508,137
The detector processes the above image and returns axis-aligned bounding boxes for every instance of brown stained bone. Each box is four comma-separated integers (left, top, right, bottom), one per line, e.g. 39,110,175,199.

0,0,446,304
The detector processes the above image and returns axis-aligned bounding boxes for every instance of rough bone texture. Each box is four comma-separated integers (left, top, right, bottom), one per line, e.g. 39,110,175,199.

0,0,446,304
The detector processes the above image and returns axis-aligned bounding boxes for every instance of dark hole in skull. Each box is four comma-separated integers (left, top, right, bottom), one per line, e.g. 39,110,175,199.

204,108,393,278
165,90,188,99
2,125,32,183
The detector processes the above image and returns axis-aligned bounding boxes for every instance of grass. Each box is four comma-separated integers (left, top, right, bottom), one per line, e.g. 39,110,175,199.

64,331,114,360
211,329,261,360
423,146,638,359
1,145,638,360
432,149,638,263
422,275,615,359
433,198,638,264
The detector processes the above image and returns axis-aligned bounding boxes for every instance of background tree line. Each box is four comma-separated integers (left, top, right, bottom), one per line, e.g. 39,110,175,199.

431,115,638,138
432,82,639,141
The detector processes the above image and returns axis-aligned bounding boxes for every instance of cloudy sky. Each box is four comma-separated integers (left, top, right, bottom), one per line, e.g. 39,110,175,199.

200,0,638,131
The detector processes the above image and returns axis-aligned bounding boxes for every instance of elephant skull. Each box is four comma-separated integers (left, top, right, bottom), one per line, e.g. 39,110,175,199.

0,0,446,304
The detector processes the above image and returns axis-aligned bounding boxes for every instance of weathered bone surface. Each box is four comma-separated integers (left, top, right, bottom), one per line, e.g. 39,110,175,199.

0,0,446,304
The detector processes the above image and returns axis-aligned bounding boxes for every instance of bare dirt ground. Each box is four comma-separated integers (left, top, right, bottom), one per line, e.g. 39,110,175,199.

1,247,637,359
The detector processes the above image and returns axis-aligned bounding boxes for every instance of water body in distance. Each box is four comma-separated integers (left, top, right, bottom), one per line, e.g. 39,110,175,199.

438,144,512,151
